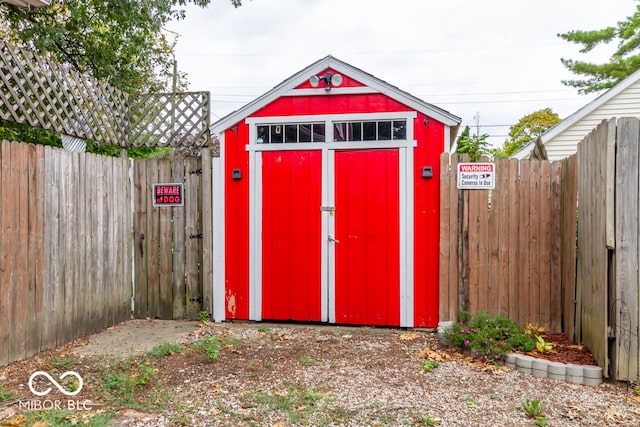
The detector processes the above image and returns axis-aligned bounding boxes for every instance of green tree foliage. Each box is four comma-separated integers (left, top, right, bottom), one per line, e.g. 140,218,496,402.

559,4,640,94
492,108,561,158
0,119,62,147
455,126,490,162
0,0,242,93
0,0,242,155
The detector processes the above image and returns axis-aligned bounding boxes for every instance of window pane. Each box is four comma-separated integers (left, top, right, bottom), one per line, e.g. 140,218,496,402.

378,121,391,140
270,125,283,143
333,123,347,141
285,125,298,143
363,122,377,141
393,121,406,140
257,125,269,143
313,123,325,142
350,122,362,141
299,124,312,142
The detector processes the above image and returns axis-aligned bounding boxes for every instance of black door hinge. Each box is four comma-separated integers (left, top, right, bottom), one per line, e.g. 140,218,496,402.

190,297,203,303
189,233,203,239
189,168,202,175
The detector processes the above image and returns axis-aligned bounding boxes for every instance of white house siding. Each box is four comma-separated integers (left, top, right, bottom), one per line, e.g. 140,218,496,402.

543,79,640,161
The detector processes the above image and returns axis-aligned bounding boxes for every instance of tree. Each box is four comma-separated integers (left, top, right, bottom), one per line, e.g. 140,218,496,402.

455,126,490,162
559,4,640,94
0,0,242,153
492,108,561,158
0,0,242,93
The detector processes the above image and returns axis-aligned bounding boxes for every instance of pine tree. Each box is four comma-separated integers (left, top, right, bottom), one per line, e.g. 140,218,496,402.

559,5,640,94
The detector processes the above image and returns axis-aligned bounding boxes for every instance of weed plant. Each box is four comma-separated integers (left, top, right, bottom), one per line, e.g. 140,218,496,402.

97,357,157,407
24,409,112,427
46,356,79,370
146,342,183,358
420,360,439,373
244,382,322,424
443,310,536,362
0,384,16,402
200,336,222,361
520,398,547,426
299,356,320,366
415,414,439,426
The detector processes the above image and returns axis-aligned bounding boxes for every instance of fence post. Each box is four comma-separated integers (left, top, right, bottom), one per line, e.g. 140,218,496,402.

457,189,469,313
201,147,214,318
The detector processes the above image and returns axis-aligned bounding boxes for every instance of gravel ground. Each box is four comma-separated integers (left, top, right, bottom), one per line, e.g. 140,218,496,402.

1,321,639,426
129,322,640,426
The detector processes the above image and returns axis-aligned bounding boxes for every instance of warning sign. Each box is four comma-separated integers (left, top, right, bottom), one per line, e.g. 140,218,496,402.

457,163,495,189
153,183,184,206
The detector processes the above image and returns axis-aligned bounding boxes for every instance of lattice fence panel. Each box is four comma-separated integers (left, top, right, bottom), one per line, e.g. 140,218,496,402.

0,41,129,146
0,41,210,148
128,92,210,148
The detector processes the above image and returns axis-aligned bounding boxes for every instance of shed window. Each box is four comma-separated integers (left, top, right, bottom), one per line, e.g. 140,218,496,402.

333,119,407,142
257,123,326,143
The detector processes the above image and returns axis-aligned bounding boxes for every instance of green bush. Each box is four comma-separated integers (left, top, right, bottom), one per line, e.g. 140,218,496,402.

443,310,536,362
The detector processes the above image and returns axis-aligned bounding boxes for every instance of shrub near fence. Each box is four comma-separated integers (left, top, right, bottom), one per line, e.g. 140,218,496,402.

0,141,131,366
439,153,577,335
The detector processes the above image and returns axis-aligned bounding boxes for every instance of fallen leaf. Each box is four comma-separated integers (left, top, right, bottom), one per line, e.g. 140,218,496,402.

0,409,16,424
417,347,451,362
399,332,418,341
604,408,625,421
1,415,26,427
31,422,46,427
279,334,294,341
628,395,640,404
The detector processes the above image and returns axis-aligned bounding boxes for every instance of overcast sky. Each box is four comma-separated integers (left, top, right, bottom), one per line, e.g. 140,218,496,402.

166,0,638,147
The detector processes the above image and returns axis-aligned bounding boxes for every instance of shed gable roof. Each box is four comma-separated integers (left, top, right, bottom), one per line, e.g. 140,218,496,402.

512,68,640,160
211,55,461,133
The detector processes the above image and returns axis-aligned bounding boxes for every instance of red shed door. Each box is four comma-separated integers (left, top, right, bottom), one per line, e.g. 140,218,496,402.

334,149,400,326
261,151,322,321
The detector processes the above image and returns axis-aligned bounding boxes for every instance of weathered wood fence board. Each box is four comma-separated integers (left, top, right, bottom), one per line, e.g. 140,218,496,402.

439,153,575,332
559,154,578,344
132,152,211,320
610,118,640,381
0,142,131,366
576,120,611,376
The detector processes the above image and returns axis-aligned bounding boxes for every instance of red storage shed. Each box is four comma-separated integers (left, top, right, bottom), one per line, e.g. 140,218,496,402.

211,56,460,328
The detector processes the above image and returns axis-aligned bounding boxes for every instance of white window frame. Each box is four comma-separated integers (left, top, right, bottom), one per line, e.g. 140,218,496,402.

246,112,418,151
244,111,417,326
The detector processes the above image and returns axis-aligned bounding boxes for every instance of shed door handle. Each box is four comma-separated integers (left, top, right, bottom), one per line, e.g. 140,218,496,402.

328,235,340,243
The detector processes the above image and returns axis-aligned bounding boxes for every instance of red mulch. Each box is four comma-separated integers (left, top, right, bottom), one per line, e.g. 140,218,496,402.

520,332,599,366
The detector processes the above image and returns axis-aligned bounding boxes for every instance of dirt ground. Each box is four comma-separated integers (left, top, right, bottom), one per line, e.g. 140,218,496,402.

1,320,639,426
71,319,200,358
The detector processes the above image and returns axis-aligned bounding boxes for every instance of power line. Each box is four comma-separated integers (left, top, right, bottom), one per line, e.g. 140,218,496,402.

211,88,578,98
174,42,565,58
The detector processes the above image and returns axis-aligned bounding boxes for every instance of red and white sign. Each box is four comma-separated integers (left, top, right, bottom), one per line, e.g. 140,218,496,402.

153,183,184,206
457,163,495,189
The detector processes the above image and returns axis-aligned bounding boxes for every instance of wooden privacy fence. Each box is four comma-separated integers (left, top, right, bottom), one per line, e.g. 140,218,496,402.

577,117,640,382
439,153,578,334
0,141,131,366
133,151,213,320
